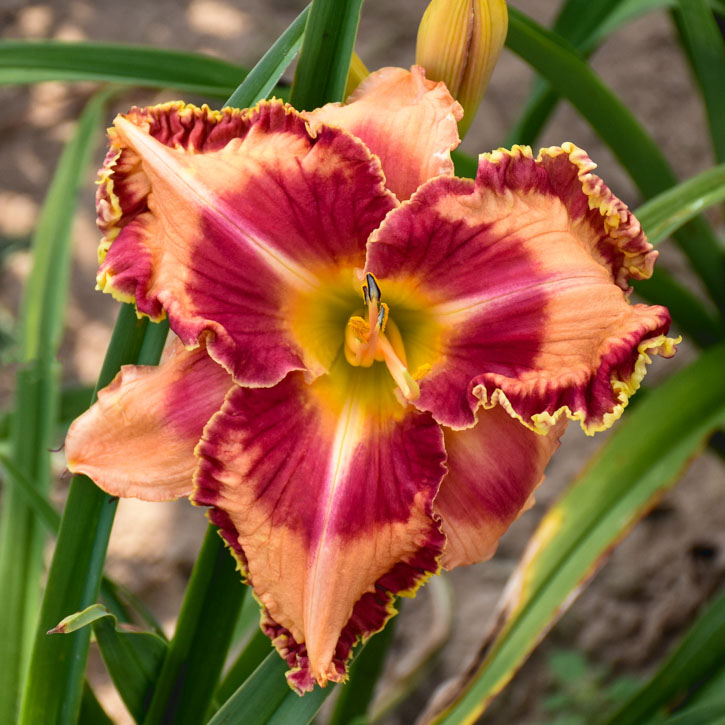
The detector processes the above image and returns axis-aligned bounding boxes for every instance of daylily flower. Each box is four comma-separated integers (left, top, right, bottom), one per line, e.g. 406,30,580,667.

66,66,677,693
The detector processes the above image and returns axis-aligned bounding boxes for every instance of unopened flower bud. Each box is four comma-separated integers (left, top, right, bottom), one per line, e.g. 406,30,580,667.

345,52,370,98
416,0,508,137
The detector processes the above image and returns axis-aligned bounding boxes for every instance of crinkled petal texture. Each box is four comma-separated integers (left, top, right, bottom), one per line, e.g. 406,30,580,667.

193,366,446,692
66,339,233,500
304,65,463,201
365,144,678,433
96,101,397,386
435,406,565,569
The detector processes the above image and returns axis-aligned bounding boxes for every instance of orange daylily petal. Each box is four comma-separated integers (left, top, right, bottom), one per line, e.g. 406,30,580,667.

193,367,446,691
304,65,463,201
365,144,678,433
436,406,564,569
96,101,396,386
66,339,233,500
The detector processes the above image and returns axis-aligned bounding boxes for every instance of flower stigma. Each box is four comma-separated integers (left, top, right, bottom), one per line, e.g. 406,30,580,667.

343,273,420,401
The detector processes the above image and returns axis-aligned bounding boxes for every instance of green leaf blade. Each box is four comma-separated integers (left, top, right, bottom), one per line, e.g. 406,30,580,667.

505,0,627,147
632,163,725,347
507,0,724,147
0,41,247,97
207,653,289,725
636,163,725,247
0,89,110,725
673,0,725,163
225,5,309,109
328,621,396,725
141,528,246,725
214,628,273,708
49,604,167,724
18,308,161,725
290,0,364,109
506,9,671,199
632,269,724,349
209,651,347,725
0,452,61,534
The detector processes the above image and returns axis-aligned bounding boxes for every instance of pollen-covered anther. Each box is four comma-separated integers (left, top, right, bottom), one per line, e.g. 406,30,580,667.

343,276,420,402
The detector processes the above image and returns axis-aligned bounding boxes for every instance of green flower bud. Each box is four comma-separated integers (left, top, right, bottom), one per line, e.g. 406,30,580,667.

416,0,508,137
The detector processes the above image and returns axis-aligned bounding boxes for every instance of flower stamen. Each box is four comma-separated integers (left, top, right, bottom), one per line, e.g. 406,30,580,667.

378,334,420,401
344,274,420,401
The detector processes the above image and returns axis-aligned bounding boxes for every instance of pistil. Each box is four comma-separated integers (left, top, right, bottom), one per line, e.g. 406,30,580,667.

344,274,420,401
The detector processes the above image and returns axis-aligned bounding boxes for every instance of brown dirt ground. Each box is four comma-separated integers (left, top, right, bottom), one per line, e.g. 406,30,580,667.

1,1,724,723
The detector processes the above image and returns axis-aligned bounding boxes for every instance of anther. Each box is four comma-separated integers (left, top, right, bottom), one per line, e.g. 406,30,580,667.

366,273,381,303
376,304,387,331
345,272,421,401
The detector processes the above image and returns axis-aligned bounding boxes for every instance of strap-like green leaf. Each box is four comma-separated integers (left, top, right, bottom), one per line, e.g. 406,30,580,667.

451,149,478,179
141,527,246,725
550,0,627,46
55,384,96,430
225,4,309,109
427,342,725,724
98,577,166,638
681,661,725,710
50,604,167,724
636,163,725,247
79,682,114,725
633,165,725,346
368,580,455,722
290,0,364,109
598,586,725,725
19,309,167,725
506,0,627,146
0,453,61,534
328,615,397,725
208,650,352,725
507,0,725,147
0,89,110,725
592,0,679,47
265,684,338,725
664,705,725,725
673,0,725,163
504,8,662,195
506,8,725,314
207,653,289,725
1,383,97,442
213,629,273,709
0,41,247,97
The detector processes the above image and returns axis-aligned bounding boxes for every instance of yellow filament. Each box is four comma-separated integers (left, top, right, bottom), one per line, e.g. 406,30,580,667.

378,335,420,401
344,317,419,401
342,276,420,401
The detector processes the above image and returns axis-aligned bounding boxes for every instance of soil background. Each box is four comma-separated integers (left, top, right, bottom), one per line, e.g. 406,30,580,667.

1,1,724,723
